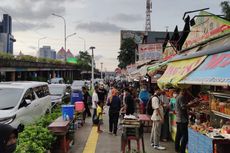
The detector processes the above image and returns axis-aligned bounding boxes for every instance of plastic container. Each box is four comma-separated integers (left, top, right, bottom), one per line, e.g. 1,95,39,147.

62,105,75,120
75,101,85,112
71,90,83,105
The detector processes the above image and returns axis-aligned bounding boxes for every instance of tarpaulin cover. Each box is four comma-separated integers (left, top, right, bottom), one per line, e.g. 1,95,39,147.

179,51,230,86
157,56,206,89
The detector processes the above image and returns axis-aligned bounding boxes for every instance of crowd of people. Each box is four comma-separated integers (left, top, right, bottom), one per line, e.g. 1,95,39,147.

83,80,199,153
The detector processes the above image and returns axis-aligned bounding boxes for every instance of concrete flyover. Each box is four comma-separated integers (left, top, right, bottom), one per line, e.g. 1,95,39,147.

0,57,81,82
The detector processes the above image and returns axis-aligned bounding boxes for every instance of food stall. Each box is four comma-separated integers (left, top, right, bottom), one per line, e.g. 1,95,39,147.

178,50,230,153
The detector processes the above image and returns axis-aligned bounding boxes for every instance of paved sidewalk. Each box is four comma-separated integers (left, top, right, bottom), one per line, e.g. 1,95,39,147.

70,108,176,153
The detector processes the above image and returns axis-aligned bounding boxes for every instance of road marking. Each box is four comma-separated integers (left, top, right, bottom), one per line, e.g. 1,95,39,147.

83,126,99,153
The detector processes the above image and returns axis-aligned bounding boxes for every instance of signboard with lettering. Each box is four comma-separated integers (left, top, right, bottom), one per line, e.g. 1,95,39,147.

157,56,206,89
180,51,230,86
121,30,145,44
183,11,230,49
138,43,162,61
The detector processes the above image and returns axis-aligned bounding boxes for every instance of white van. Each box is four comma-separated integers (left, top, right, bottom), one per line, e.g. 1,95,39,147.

0,81,51,130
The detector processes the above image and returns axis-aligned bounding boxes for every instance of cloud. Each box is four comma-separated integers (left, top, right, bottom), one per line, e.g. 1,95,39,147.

1,0,81,31
94,55,103,61
2,0,65,19
110,13,144,22
13,21,54,32
76,22,123,33
29,46,37,50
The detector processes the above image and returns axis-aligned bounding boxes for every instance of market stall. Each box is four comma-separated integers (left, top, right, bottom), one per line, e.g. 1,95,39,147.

178,50,230,153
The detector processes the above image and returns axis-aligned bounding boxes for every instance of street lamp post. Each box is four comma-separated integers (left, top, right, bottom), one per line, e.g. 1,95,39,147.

66,32,76,40
90,46,95,89
100,62,103,79
78,36,86,51
38,37,47,56
52,13,67,61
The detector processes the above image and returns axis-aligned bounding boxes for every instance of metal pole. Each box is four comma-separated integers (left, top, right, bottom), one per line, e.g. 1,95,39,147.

100,62,103,79
90,46,95,89
52,13,67,61
78,36,86,51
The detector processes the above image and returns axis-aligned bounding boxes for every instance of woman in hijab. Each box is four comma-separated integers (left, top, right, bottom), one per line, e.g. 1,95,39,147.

107,87,121,136
0,124,18,153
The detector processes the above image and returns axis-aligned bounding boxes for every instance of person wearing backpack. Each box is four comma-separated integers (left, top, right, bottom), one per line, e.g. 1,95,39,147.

139,84,150,113
150,89,166,150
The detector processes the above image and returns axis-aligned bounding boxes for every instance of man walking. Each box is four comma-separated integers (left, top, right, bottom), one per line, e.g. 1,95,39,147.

150,89,166,150
92,85,99,124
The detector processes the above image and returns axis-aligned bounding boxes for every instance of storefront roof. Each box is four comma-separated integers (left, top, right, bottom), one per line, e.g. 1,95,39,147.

157,56,206,89
147,61,168,76
179,51,230,86
169,35,230,62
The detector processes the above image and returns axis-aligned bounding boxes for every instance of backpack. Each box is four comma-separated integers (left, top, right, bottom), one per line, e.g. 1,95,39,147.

146,96,160,115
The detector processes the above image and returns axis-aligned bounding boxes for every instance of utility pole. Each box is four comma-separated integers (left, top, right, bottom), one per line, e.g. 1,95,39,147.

90,46,95,89
100,62,103,79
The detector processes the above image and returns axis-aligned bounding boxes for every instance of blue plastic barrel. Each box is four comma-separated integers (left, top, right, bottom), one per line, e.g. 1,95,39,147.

61,105,75,120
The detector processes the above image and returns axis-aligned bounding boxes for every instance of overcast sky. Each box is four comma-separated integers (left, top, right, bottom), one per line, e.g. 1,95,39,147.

0,0,223,71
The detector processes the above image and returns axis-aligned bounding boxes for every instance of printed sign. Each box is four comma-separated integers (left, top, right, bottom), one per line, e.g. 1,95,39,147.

180,51,230,86
138,43,162,61
157,56,206,89
183,11,230,49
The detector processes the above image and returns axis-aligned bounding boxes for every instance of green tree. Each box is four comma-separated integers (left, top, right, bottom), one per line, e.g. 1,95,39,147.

76,51,92,71
221,1,230,20
117,38,136,69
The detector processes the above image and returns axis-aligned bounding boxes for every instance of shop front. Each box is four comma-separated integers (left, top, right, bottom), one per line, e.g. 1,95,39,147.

178,50,230,153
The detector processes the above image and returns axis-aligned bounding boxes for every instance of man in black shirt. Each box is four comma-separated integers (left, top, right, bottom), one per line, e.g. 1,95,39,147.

97,83,107,104
82,86,91,117
124,87,135,115
175,89,199,153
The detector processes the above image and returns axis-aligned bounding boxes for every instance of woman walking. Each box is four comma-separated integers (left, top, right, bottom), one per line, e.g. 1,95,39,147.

107,87,121,136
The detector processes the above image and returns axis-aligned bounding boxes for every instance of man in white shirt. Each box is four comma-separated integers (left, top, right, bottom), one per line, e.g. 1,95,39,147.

150,89,166,150
92,85,99,124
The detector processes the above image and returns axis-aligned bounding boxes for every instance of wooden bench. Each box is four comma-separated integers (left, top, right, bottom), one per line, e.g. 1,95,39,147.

48,116,74,153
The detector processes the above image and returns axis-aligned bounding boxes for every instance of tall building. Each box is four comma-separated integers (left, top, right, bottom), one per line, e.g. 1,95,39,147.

38,46,56,59
0,14,16,54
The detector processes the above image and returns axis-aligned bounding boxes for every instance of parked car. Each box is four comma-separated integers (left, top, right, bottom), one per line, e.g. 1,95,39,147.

50,77,65,84
0,81,51,131
48,84,71,106
71,80,86,90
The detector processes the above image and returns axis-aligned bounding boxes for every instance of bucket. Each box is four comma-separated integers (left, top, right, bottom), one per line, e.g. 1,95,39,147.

75,101,85,112
61,105,75,120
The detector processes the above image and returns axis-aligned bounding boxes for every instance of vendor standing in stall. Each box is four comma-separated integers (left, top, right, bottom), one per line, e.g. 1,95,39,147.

175,89,199,153
159,90,170,142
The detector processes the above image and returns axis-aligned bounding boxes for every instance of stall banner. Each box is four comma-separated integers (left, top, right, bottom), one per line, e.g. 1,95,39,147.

157,56,206,89
180,51,230,86
183,11,230,50
163,42,177,59
138,43,162,61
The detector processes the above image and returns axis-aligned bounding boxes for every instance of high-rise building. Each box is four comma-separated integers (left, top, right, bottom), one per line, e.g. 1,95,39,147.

0,14,16,54
38,46,56,59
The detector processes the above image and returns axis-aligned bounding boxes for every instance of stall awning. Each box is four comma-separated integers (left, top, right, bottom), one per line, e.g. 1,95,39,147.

157,56,206,89
179,51,230,86
147,61,168,76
